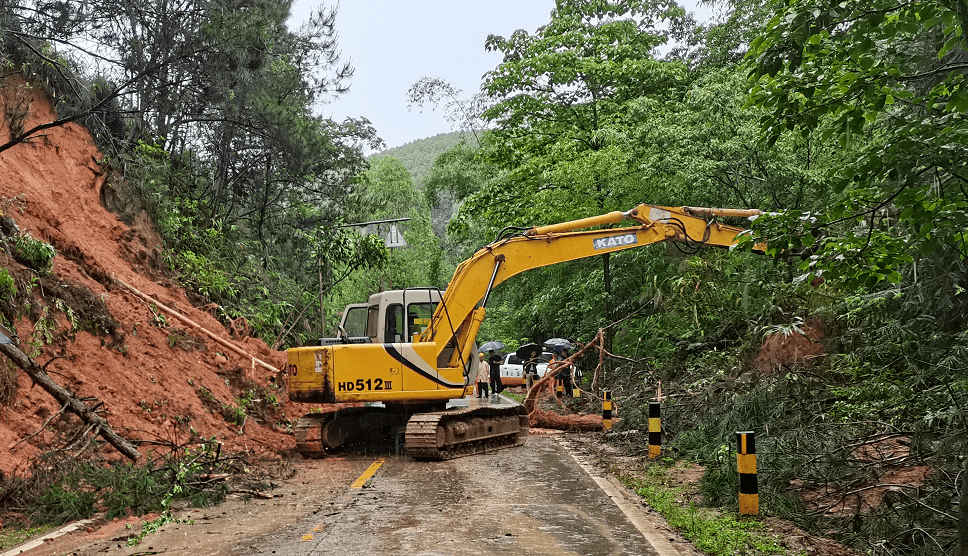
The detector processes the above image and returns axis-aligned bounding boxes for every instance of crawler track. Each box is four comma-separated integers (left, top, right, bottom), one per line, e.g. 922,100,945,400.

295,403,529,460
405,404,529,460
294,407,409,457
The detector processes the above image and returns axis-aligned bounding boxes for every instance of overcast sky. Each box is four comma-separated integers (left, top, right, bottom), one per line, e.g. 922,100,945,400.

289,1,713,151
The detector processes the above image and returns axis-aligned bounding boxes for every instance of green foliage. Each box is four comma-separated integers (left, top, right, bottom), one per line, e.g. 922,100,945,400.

32,442,232,528
472,0,692,233
195,383,281,430
0,524,55,548
0,268,16,303
746,0,968,289
620,463,785,555
374,131,477,185
33,475,97,524
11,234,55,276
127,511,184,547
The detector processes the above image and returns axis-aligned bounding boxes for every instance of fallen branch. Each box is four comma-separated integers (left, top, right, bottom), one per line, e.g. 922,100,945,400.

0,341,140,461
523,337,605,431
115,278,279,374
9,401,68,451
229,489,276,499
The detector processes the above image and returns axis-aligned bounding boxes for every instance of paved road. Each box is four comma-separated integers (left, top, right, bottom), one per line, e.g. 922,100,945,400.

15,432,682,555
235,435,666,556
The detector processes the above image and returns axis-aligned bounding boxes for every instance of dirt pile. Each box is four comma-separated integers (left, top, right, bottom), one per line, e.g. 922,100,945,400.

0,74,312,475
754,316,825,372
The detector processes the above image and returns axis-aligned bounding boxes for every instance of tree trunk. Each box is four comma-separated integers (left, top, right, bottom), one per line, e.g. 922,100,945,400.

0,342,141,462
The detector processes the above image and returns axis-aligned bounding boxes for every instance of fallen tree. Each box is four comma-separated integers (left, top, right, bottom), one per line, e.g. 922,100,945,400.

0,341,141,461
524,333,605,432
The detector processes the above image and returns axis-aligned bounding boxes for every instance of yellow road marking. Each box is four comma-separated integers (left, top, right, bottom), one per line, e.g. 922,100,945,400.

299,459,385,541
351,458,385,488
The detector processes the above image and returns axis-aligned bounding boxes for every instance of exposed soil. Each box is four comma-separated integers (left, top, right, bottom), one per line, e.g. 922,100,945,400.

0,73,325,479
794,435,933,516
753,316,825,372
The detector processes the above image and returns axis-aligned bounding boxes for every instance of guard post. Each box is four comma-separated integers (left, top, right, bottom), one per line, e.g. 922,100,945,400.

648,401,661,459
736,430,758,515
602,390,613,430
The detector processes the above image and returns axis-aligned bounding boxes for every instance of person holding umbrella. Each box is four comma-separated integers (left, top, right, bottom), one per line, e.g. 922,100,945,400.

514,342,542,391
524,348,540,390
488,349,504,397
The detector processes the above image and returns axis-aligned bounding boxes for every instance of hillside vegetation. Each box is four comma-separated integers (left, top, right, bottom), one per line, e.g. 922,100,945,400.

1,1,967,554
372,131,478,186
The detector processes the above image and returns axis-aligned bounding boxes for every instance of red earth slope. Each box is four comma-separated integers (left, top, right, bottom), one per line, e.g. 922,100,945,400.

0,75,305,474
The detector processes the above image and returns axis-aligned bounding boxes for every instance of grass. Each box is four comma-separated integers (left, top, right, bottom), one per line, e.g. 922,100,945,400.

0,524,55,549
501,390,524,403
617,460,796,556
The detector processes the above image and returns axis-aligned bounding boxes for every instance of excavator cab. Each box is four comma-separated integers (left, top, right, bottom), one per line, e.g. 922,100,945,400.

360,288,442,344
321,289,442,346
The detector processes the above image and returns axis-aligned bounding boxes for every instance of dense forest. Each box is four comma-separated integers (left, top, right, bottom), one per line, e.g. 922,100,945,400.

1,0,967,553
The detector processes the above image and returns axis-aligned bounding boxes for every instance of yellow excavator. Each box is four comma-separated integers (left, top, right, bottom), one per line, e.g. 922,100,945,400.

286,204,765,459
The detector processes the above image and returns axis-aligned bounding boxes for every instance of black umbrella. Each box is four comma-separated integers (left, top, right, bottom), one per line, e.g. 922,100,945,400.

543,338,575,351
479,341,505,352
515,343,542,360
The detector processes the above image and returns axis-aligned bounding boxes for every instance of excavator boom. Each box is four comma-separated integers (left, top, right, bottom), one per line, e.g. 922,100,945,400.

421,204,764,369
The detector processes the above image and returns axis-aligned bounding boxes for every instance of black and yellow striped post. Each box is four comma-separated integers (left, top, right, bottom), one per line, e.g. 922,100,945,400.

648,402,661,459
556,380,564,399
602,390,613,430
735,431,758,515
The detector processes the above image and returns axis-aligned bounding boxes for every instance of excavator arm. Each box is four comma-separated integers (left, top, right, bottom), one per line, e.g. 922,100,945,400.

421,204,765,371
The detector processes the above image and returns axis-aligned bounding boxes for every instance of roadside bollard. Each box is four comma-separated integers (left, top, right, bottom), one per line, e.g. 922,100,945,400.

602,390,613,430
556,380,564,399
648,401,661,459
736,431,758,515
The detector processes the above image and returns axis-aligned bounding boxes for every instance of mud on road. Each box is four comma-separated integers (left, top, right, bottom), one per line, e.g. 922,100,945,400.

19,433,699,556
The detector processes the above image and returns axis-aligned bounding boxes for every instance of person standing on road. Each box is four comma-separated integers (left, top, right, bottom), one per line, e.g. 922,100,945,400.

559,347,574,397
488,349,504,396
476,353,489,398
553,346,574,397
524,349,540,391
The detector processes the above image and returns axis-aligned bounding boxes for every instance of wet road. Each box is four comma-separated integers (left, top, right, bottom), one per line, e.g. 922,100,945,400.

235,435,664,556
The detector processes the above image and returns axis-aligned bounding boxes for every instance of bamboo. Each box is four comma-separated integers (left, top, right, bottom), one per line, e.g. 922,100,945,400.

116,279,279,374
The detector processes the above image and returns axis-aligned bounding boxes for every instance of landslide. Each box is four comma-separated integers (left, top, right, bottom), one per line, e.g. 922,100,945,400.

0,76,307,476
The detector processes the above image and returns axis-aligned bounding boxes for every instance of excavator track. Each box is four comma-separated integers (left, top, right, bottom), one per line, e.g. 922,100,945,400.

294,413,331,458
405,404,529,460
294,407,409,458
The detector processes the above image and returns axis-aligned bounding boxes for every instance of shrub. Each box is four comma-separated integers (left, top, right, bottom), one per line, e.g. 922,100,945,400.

0,268,16,302
12,234,55,276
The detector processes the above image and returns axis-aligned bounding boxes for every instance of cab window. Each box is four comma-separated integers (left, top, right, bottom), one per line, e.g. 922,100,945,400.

407,302,437,340
343,306,367,338
385,304,404,343
366,305,380,341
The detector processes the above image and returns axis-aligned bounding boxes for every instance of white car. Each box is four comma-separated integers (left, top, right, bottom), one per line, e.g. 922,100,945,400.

498,352,560,386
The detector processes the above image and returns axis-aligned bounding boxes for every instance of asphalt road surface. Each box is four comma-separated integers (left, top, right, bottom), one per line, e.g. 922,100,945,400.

14,434,683,556
236,434,674,556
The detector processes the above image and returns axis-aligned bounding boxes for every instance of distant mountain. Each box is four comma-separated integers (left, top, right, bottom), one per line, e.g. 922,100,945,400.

371,130,479,187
